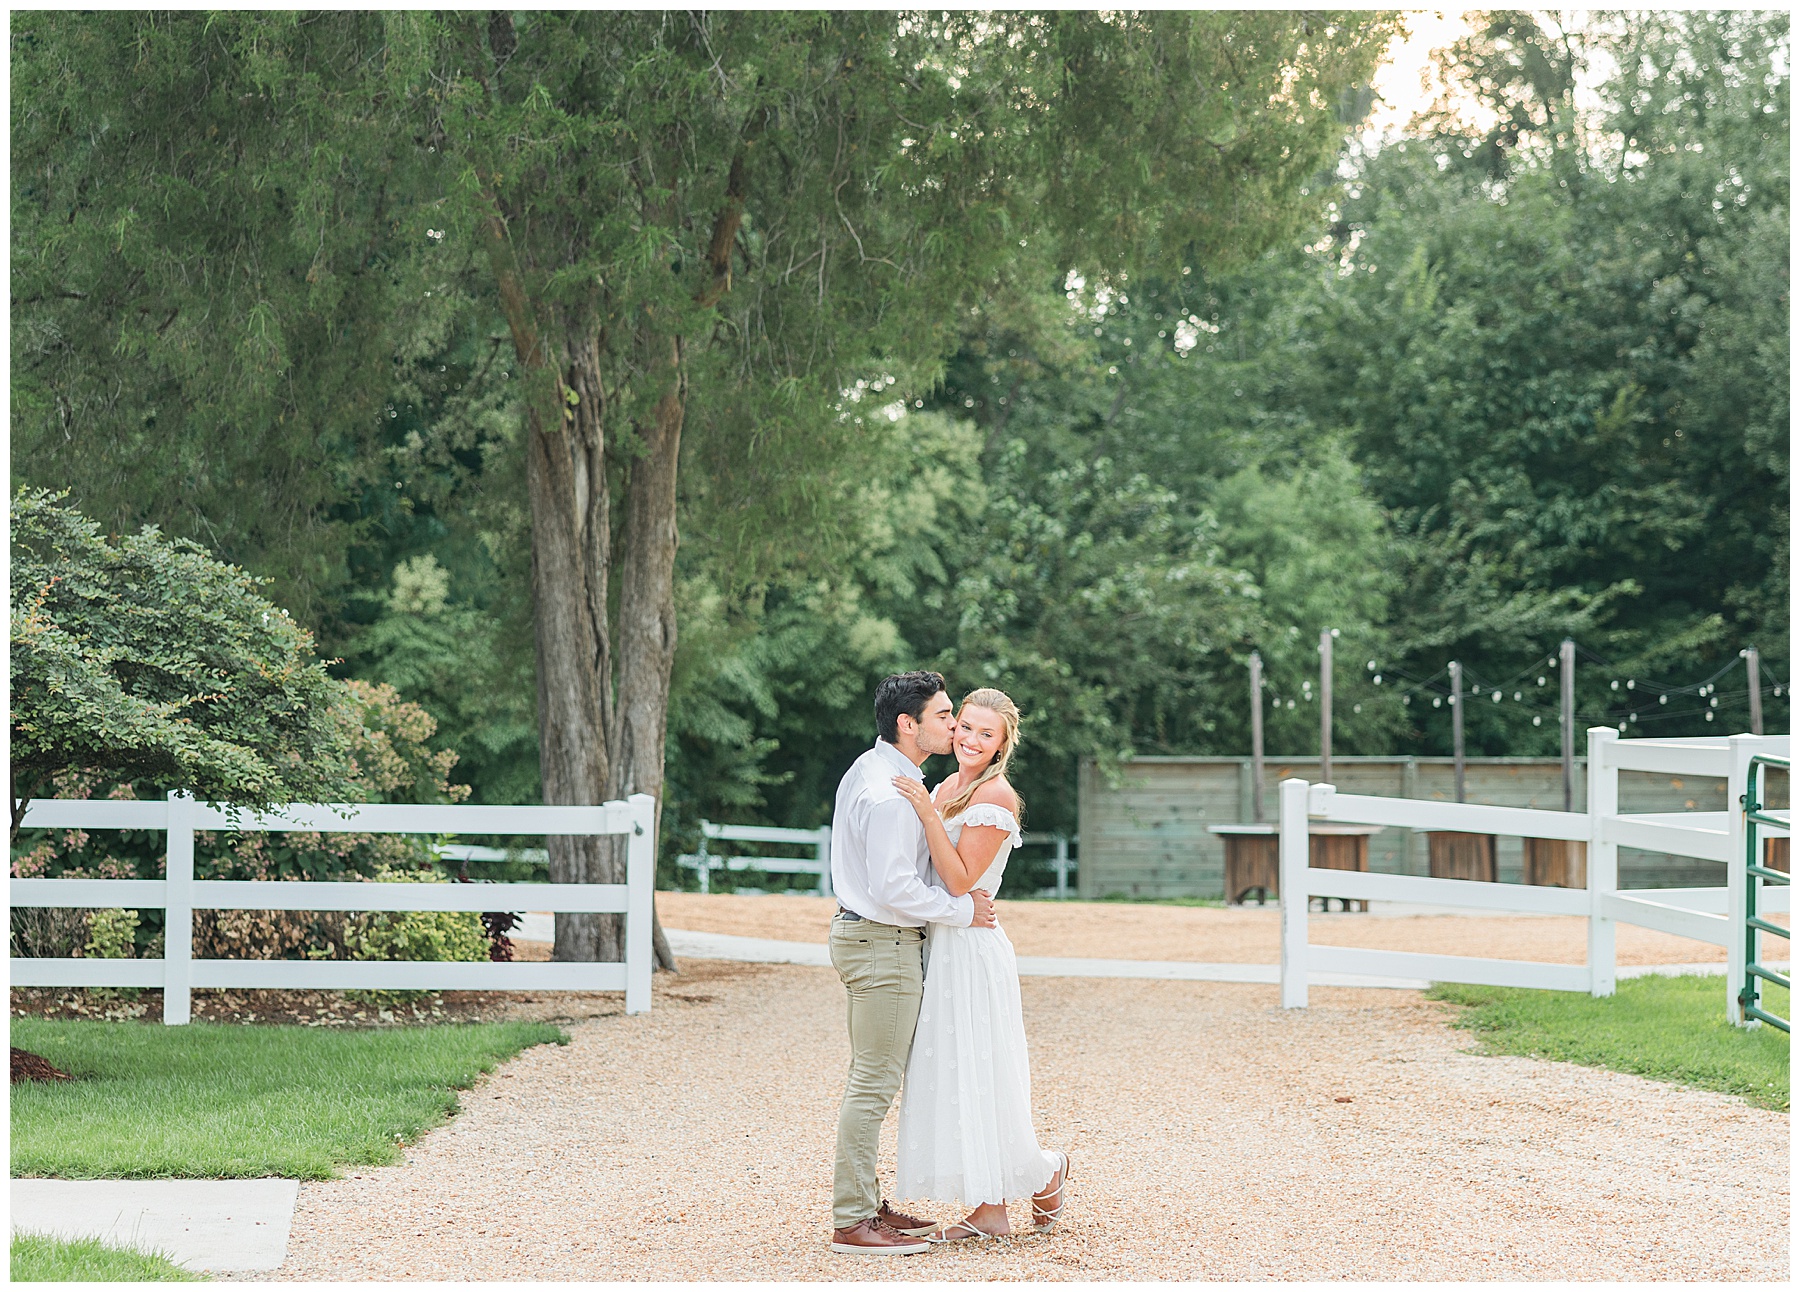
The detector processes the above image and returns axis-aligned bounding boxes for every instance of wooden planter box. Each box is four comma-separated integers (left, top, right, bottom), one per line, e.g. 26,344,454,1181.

1208,824,1382,910
1212,830,1279,905
1428,831,1497,883
1524,838,1587,888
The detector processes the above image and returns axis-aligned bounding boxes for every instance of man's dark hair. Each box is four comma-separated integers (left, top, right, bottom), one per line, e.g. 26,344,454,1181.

874,670,948,744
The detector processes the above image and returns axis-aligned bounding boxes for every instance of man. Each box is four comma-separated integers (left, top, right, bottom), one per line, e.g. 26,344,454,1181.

827,670,998,1256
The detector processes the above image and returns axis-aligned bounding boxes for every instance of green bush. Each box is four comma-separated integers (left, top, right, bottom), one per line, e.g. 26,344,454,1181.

347,866,489,964
82,908,139,959
346,865,489,1007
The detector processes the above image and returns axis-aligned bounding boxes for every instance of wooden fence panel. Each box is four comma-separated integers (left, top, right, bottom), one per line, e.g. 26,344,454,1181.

1079,755,1767,899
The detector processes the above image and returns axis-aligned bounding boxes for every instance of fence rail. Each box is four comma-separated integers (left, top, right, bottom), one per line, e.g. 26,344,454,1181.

1281,730,1790,1021
10,794,658,1022
677,820,833,896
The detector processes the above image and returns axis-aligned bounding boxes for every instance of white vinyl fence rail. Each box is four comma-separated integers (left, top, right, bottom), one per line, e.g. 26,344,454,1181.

11,794,658,1024
677,821,833,896
1282,729,1789,1022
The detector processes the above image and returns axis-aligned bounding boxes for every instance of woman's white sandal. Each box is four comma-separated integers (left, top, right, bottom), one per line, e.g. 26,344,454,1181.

928,1220,1003,1243
1031,1150,1072,1230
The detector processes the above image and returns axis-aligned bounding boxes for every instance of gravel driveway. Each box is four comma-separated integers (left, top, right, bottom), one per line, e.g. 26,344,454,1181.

246,951,1788,1282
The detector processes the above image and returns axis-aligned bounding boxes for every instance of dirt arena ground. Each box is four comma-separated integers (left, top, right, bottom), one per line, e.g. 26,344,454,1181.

240,898,1789,1282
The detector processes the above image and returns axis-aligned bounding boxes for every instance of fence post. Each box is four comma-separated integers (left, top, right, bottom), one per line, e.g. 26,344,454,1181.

163,792,195,1025
817,826,833,899
1279,777,1310,1008
1055,835,1070,900
625,794,657,1015
1726,736,1751,1026
1585,728,1618,998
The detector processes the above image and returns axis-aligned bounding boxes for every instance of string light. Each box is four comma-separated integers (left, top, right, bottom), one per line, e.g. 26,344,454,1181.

1261,644,1778,737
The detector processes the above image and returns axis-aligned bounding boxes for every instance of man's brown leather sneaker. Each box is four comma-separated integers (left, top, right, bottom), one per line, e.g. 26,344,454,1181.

877,1200,938,1237
830,1215,932,1255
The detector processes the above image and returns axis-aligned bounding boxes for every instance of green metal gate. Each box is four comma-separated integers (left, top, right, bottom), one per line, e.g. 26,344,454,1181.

1739,754,1790,1032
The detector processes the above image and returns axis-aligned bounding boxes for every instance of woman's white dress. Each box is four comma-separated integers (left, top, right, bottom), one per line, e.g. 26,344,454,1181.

895,792,1058,1205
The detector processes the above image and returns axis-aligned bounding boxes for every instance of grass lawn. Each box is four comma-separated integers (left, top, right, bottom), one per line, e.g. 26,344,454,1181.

11,1018,565,1180
1428,974,1790,1112
10,1233,205,1282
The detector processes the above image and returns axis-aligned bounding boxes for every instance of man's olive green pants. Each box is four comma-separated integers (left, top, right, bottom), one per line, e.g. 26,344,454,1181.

829,914,925,1231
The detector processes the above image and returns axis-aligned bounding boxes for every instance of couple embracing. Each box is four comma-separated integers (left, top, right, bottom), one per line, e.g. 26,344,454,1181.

827,670,1071,1256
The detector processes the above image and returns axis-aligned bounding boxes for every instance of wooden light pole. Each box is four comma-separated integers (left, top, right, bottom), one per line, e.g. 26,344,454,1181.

1250,651,1266,822
1745,646,1763,735
1449,658,1465,802
1560,638,1576,812
1320,629,1335,785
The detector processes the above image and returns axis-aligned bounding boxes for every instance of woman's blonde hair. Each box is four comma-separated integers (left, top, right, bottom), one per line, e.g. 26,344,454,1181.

938,688,1025,824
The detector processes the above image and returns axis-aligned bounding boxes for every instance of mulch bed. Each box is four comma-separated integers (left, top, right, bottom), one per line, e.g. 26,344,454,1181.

10,985,564,1027
12,1046,73,1082
8,955,741,1031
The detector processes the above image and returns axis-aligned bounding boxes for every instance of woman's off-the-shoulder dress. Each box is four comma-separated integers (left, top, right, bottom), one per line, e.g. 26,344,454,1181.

894,791,1059,1205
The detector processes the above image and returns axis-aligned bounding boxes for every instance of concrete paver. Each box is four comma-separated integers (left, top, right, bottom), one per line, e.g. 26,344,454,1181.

10,1178,299,1272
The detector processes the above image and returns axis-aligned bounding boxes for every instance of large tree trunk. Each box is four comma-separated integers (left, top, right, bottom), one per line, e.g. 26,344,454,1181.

608,336,685,972
609,338,684,804
520,334,619,962
484,227,680,970
525,330,680,969
475,82,749,974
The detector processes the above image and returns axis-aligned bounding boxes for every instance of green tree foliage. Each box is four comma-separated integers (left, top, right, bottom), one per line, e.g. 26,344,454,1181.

9,489,357,836
16,13,1779,890
341,555,539,807
14,11,1393,932
660,11,1786,853
10,14,428,625
1294,9,1788,747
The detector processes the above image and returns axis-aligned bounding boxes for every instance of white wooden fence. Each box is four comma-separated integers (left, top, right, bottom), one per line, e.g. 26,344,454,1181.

1281,729,1790,1022
10,794,658,1023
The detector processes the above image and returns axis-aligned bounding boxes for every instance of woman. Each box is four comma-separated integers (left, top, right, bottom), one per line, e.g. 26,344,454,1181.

889,687,1070,1241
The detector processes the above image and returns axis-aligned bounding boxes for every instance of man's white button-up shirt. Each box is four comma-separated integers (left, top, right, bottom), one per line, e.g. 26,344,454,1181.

830,740,975,929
